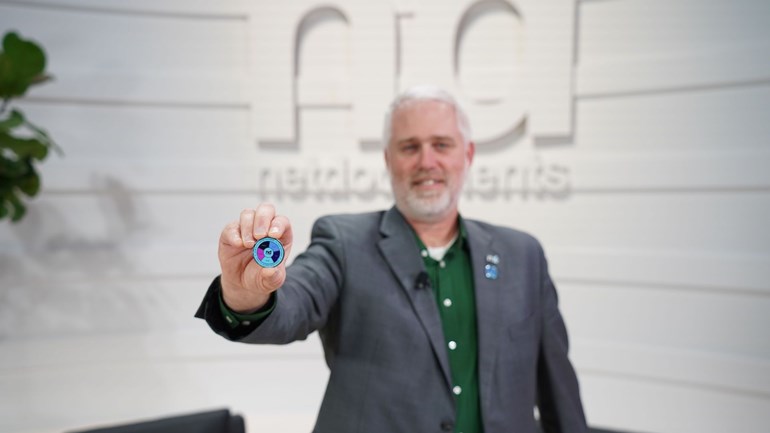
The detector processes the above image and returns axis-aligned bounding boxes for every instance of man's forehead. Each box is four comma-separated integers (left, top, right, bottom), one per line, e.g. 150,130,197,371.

396,134,457,144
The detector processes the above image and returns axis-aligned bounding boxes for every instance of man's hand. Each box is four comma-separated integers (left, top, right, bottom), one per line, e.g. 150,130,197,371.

218,203,293,313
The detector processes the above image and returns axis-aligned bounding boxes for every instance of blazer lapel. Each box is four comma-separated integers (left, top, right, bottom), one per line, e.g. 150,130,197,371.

463,219,504,410
377,207,453,389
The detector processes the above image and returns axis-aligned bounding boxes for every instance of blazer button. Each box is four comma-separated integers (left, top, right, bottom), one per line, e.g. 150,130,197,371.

440,420,454,431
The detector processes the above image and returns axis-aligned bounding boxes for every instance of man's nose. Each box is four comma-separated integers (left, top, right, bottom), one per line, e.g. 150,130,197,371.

418,144,438,168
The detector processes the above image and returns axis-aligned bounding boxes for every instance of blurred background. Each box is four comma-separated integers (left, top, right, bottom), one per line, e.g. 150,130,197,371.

1,0,769,432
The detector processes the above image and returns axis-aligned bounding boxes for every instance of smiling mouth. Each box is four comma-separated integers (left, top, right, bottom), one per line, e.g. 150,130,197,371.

412,179,444,187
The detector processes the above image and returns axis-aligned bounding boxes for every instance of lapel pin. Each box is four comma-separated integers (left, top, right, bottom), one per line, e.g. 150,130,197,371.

486,254,500,265
253,237,285,268
484,263,498,280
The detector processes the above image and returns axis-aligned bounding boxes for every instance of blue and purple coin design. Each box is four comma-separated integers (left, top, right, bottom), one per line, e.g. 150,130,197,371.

252,237,284,268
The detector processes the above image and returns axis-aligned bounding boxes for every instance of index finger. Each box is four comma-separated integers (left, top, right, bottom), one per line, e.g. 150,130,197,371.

268,215,293,251
253,203,276,238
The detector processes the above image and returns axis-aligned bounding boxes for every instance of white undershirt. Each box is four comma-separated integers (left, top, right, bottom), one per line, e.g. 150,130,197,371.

426,232,459,261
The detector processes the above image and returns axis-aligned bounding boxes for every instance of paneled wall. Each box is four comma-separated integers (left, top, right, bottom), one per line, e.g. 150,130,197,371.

1,1,768,432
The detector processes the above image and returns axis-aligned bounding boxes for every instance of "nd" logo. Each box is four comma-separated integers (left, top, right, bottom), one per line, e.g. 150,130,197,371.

248,0,576,149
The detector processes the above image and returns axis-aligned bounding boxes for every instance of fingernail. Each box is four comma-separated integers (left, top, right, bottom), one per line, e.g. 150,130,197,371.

255,227,267,236
269,226,280,234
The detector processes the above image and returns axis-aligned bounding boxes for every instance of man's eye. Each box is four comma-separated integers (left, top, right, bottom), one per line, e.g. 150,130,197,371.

402,144,419,152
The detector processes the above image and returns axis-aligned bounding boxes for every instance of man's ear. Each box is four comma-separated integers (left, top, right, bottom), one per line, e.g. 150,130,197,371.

466,141,475,166
383,147,391,170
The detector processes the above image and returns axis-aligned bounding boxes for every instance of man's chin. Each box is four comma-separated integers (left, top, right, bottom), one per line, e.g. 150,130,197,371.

401,195,454,221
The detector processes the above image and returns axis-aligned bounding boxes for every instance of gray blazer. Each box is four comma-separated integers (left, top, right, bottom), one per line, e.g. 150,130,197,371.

196,207,587,433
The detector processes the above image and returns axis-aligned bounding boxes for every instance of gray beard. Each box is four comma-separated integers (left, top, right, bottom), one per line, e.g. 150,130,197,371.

401,189,453,221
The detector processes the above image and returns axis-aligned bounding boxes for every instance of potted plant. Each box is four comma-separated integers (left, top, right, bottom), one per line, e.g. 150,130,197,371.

0,31,60,222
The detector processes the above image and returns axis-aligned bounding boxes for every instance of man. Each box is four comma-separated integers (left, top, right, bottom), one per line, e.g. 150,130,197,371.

196,86,587,433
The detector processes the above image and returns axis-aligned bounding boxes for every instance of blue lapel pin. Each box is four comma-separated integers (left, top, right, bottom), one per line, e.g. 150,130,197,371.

484,264,498,279
484,254,500,279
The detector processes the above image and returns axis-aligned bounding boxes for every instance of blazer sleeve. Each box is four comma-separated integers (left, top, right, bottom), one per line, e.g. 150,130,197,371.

535,242,588,433
195,215,345,344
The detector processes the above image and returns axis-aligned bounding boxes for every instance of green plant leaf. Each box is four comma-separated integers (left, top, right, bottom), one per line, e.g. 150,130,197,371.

0,109,61,155
0,130,48,159
22,117,61,155
0,31,55,223
7,190,26,222
0,196,8,220
17,163,40,196
0,32,47,98
30,73,53,86
0,109,24,131
0,155,31,177
3,32,45,77
0,190,27,222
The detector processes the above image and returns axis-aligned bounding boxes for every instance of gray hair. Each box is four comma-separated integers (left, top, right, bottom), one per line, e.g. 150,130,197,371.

382,85,472,146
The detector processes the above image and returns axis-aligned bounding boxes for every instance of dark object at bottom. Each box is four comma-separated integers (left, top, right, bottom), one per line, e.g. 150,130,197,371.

539,422,633,433
588,429,628,433
66,408,245,433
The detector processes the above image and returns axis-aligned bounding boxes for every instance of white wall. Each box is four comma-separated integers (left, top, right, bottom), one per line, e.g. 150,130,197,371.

1,0,768,432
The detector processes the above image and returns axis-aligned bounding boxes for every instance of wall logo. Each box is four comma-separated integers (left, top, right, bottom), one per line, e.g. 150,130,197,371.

247,0,575,200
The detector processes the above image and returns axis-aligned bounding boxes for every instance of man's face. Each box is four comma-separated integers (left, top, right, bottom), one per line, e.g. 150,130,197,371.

384,99,474,223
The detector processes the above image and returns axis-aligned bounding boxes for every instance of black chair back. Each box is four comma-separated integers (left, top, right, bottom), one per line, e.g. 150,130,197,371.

67,408,245,433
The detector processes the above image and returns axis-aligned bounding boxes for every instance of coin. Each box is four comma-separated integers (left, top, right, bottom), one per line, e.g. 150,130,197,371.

253,237,284,268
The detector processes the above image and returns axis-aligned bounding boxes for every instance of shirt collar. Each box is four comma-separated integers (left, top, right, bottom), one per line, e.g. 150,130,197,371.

410,215,469,258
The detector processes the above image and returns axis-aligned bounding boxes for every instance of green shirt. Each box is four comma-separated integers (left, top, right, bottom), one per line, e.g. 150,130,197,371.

218,282,275,329
412,221,483,433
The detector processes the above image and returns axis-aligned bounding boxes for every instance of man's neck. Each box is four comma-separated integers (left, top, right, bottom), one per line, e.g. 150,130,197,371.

406,211,460,247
